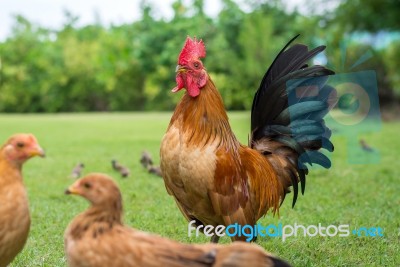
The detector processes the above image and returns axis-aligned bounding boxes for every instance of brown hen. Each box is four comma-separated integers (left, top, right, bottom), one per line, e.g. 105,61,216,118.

64,173,291,267
0,133,45,267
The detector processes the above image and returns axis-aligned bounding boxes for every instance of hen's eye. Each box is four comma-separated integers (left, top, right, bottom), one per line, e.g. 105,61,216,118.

16,142,24,148
83,182,91,189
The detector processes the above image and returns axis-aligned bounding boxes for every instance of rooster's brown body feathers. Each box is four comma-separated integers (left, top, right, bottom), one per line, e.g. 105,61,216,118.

161,79,282,233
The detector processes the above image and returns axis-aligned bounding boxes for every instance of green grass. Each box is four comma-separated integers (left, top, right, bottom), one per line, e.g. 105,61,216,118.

1,112,399,267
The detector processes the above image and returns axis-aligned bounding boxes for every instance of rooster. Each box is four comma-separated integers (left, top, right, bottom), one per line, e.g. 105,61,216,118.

160,36,335,242
0,134,45,267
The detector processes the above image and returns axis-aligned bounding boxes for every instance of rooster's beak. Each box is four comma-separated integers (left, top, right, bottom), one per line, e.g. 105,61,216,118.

175,65,186,73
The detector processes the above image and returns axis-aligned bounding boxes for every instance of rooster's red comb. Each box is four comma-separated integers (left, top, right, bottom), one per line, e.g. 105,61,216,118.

178,37,206,65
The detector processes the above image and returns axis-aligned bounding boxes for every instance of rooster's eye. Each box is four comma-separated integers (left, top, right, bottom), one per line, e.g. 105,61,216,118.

193,62,200,68
16,142,25,148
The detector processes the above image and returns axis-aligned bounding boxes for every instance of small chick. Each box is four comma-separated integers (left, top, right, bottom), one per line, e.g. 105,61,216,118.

111,159,130,178
148,165,162,177
70,163,84,179
140,151,162,177
0,134,45,267
140,151,153,169
359,139,374,152
64,173,292,267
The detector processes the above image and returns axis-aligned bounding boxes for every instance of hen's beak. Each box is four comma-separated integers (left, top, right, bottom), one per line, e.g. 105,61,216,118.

65,183,79,195
30,145,46,158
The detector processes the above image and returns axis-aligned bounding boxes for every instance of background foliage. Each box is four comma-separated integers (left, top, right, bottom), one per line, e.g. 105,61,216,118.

0,0,399,112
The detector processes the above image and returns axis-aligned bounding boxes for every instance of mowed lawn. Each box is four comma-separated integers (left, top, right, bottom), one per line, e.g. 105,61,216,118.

1,112,399,266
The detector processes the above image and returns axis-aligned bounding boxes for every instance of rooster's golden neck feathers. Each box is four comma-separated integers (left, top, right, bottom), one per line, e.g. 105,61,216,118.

170,77,239,151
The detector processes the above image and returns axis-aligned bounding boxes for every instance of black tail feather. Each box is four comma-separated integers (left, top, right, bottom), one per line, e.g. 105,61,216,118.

250,35,335,207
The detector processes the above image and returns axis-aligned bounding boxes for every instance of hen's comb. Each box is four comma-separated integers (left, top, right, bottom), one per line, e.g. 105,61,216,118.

178,37,206,65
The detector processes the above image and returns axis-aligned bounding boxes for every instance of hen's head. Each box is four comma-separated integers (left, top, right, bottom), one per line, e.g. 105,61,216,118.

1,133,45,166
172,37,207,97
65,173,122,210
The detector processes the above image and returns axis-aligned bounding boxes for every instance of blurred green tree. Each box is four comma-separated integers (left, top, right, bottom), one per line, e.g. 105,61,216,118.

0,0,398,113
334,0,400,32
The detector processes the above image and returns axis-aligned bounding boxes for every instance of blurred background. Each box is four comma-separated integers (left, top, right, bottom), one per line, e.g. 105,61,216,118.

0,0,399,115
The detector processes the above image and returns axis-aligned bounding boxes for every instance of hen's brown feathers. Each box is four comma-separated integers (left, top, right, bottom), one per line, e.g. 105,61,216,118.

0,134,44,267
0,174,30,267
64,173,291,267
